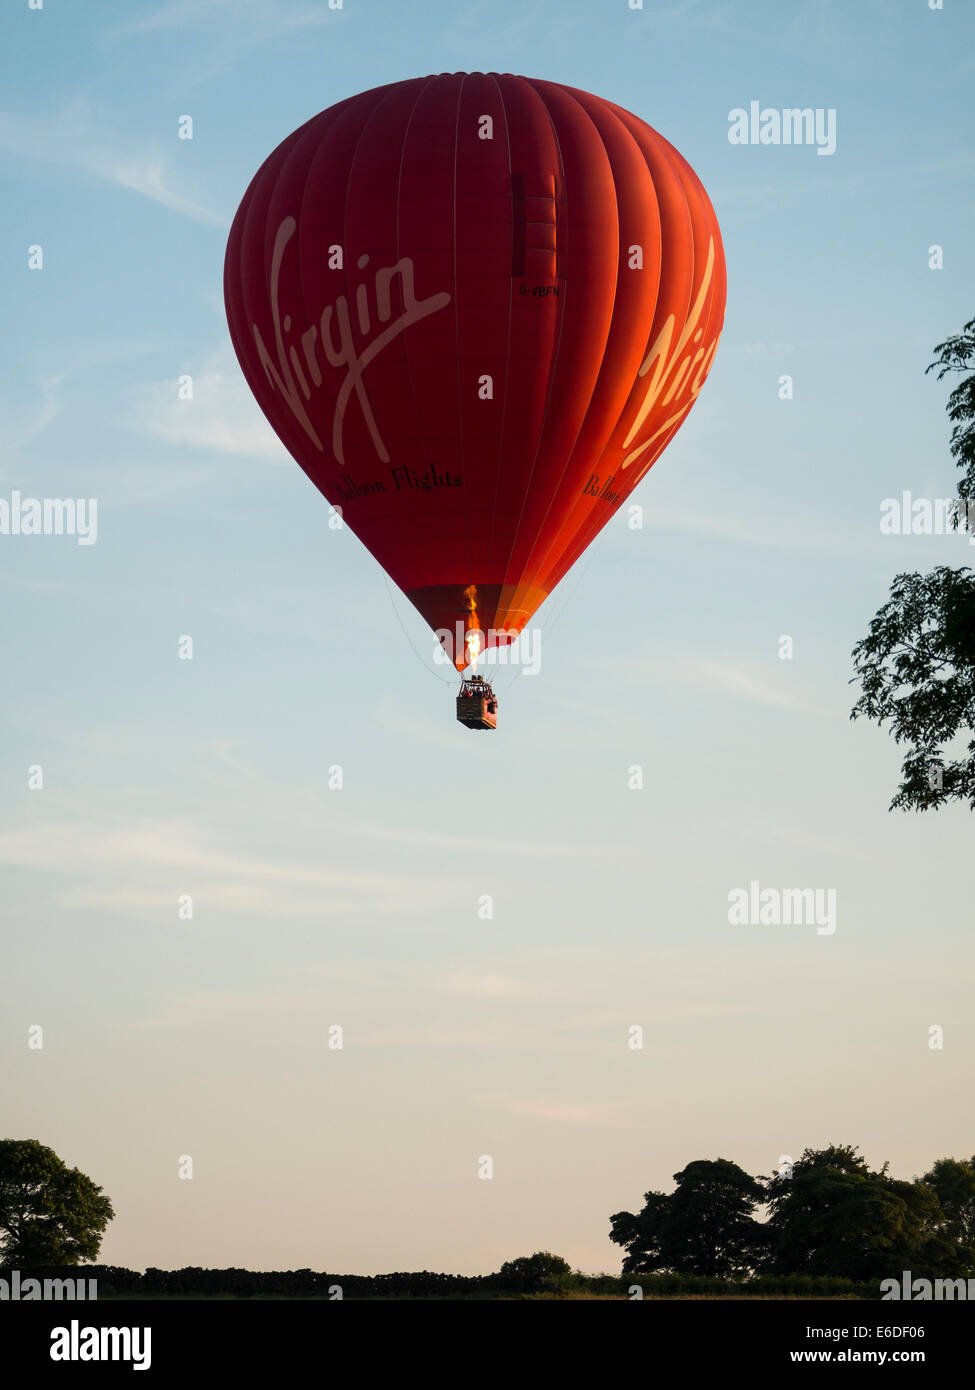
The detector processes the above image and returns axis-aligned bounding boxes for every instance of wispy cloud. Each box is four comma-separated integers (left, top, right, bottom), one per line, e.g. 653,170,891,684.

438,973,539,1001
491,1097,629,1124
101,156,227,227
132,987,331,1031
744,818,875,862
108,0,338,39
130,346,288,462
681,658,838,717
712,156,975,225
734,340,797,361
102,0,342,94
643,500,863,555
594,650,839,718
0,374,62,455
0,815,410,916
336,810,604,859
103,0,343,89
0,106,227,227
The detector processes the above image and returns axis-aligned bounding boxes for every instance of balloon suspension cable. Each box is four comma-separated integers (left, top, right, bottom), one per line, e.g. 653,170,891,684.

384,577,457,685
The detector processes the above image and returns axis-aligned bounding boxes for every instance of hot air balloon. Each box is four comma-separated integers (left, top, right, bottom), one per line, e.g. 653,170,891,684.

224,73,726,729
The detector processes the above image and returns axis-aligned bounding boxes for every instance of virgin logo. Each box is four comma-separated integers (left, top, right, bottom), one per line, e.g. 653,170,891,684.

621,236,719,476
251,217,451,465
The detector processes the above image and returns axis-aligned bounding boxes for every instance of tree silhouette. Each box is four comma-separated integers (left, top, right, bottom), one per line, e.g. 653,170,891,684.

922,1156,975,1264
851,314,975,810
0,1139,114,1267
610,1159,766,1276
851,566,975,809
495,1251,572,1293
926,315,975,501
764,1145,955,1280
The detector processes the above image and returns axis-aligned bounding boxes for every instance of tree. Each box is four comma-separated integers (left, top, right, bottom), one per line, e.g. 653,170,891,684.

764,1145,951,1281
922,1156,975,1263
495,1251,572,1294
0,1140,114,1267
851,314,975,811
926,315,975,501
609,1190,669,1275
851,567,975,809
610,1159,766,1277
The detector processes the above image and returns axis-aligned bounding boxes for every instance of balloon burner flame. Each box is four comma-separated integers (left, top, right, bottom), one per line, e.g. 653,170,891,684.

462,584,481,671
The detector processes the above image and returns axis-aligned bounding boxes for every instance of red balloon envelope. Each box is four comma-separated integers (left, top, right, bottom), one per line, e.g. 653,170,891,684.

224,73,726,669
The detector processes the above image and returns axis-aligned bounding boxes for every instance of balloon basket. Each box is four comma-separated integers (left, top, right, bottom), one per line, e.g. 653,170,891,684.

456,675,498,731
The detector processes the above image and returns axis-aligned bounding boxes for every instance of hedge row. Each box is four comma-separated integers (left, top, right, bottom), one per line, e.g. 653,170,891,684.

11,1265,879,1299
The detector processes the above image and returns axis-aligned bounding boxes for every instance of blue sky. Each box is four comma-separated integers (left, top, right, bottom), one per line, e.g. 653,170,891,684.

1,0,974,1276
